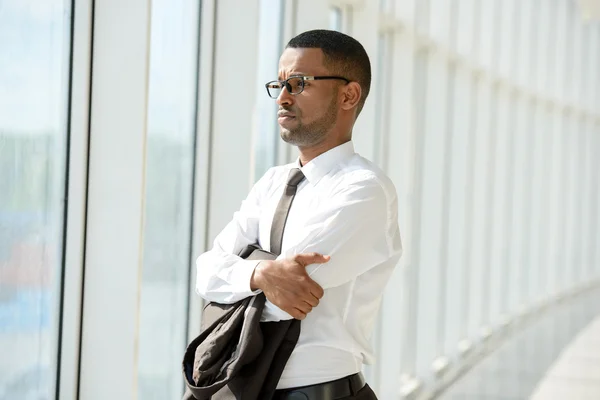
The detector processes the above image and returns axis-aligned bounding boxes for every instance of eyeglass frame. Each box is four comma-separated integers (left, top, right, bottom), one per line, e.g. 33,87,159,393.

264,75,351,99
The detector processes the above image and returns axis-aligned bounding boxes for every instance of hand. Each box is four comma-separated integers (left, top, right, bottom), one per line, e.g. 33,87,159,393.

250,253,329,320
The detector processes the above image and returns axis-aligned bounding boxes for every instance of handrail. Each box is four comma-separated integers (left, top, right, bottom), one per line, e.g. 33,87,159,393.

399,278,600,400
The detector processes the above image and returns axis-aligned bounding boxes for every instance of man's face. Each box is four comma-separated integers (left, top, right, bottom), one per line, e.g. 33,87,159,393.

276,48,340,148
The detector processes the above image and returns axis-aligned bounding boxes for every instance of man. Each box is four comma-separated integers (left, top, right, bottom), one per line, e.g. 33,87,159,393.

195,29,402,400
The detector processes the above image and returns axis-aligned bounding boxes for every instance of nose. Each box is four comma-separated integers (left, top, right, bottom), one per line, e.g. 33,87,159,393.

276,86,293,107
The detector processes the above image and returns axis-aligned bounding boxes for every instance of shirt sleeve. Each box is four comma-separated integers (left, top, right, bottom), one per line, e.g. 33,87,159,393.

194,169,273,304
264,176,403,320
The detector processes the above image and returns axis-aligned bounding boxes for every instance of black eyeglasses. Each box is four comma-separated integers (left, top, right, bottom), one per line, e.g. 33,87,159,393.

265,75,350,99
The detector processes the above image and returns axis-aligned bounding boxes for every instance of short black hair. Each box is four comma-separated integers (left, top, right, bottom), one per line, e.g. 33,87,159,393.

286,29,372,116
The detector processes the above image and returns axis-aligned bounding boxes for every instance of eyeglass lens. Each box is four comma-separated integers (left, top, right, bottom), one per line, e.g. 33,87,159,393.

267,77,304,98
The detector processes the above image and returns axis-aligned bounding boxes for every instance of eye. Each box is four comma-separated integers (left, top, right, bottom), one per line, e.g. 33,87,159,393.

287,77,304,93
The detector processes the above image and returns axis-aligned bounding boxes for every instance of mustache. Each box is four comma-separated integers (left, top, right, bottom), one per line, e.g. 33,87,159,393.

279,107,294,112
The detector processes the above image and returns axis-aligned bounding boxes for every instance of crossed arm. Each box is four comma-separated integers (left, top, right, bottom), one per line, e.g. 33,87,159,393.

195,172,401,319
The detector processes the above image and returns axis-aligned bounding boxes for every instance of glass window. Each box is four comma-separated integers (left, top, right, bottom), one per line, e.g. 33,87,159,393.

0,0,72,398
330,6,342,31
253,0,284,181
137,0,201,398
329,5,352,34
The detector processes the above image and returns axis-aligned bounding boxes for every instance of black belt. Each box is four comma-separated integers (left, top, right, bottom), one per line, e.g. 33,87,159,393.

273,372,366,400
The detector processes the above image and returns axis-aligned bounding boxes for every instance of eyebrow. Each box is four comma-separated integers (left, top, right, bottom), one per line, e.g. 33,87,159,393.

277,72,310,79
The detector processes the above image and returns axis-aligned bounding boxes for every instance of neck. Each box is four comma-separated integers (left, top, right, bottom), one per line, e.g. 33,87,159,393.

298,136,351,166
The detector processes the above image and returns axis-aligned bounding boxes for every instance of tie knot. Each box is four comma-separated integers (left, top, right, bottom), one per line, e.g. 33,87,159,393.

286,168,305,187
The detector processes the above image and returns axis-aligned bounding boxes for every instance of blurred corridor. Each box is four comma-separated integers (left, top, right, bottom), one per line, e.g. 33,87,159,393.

1,0,599,399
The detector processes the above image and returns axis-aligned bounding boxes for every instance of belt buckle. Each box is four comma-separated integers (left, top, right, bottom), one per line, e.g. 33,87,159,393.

285,392,310,400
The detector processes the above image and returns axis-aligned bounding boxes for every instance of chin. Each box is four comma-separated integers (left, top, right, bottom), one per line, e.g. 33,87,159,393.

280,130,302,146
280,130,295,144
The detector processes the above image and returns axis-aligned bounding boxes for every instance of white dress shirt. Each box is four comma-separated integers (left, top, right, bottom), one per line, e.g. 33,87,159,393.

195,141,403,389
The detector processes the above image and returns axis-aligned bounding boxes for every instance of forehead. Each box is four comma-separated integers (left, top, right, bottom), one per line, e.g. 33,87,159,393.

278,48,329,77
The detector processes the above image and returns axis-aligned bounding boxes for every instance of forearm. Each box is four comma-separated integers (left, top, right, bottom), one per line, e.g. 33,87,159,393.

195,249,261,304
194,167,275,303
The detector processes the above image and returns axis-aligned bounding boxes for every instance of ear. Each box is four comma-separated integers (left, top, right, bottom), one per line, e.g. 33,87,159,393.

340,82,362,112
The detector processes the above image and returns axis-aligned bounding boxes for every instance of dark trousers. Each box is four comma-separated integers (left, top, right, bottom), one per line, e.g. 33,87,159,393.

272,382,378,400
343,384,377,399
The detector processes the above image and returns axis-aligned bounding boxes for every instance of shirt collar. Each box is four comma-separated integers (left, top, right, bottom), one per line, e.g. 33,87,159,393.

294,141,356,185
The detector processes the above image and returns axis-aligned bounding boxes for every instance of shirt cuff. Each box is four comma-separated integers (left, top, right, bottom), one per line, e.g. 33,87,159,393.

229,259,262,297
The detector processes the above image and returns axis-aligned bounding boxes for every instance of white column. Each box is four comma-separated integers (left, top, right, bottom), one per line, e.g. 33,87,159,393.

594,122,600,279
394,0,416,27
498,0,516,80
467,77,494,333
574,117,587,286
552,0,567,102
593,30,600,114
415,48,449,373
377,27,417,399
427,0,451,47
444,64,474,354
564,113,577,288
536,105,552,301
583,119,596,283
455,0,476,59
350,0,381,162
508,94,529,313
547,110,564,297
79,0,151,398
516,0,534,89
489,85,512,324
398,50,429,376
558,114,571,292
564,6,577,107
527,102,543,304
535,0,550,96
477,0,495,71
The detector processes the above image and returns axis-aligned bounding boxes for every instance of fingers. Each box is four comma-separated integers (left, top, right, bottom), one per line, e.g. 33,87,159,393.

294,275,324,300
295,300,313,315
263,253,330,319
304,293,320,307
293,253,327,300
289,307,307,320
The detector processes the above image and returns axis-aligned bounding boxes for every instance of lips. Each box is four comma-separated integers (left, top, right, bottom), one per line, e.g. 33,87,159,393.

277,112,295,118
278,113,296,127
